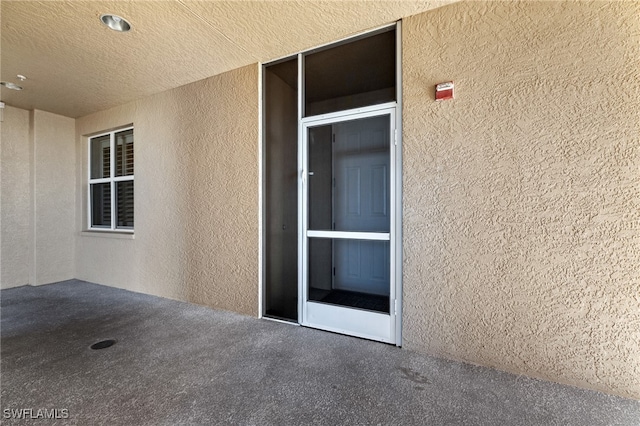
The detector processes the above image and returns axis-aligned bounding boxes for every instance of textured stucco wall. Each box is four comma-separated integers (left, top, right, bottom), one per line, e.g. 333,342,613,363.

1,106,31,289
75,65,259,316
0,107,75,288
33,110,76,285
402,1,640,399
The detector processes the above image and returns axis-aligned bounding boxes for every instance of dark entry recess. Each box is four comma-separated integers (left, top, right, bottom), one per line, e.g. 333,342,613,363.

263,26,397,324
304,27,396,117
264,57,299,321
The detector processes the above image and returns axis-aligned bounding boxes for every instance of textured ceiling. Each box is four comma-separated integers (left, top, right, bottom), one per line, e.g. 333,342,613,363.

1,0,455,118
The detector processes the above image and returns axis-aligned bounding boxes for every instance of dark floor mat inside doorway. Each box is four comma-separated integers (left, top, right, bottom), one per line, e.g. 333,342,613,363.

320,290,389,313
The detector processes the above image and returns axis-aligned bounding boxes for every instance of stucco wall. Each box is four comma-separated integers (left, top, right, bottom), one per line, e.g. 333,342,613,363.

33,110,76,285
1,107,75,288
402,1,640,399
75,65,259,316
1,106,31,288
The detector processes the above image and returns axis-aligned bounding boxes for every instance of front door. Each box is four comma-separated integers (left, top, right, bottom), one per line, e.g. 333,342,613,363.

300,107,397,343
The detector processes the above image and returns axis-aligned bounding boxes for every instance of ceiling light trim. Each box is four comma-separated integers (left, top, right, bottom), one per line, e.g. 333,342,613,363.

1,82,23,91
100,14,132,32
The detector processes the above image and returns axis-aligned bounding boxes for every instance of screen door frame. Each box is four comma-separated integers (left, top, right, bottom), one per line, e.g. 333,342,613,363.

298,104,399,344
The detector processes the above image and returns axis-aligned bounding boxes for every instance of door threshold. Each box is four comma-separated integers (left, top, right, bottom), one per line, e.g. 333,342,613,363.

262,315,300,326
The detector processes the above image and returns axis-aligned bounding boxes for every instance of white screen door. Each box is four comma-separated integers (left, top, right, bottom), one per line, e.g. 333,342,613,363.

300,106,398,343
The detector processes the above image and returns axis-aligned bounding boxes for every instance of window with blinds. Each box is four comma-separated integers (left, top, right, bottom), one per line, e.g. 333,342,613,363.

89,127,134,231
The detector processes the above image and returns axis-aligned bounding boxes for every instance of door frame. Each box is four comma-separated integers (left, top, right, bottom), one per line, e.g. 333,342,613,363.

259,21,403,345
299,104,399,343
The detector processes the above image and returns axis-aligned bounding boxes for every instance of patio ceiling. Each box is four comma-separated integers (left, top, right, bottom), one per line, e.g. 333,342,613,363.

1,0,455,118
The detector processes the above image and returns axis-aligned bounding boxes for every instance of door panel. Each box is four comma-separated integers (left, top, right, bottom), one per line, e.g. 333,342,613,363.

332,116,390,296
371,166,387,216
346,168,361,216
334,239,389,296
333,115,390,233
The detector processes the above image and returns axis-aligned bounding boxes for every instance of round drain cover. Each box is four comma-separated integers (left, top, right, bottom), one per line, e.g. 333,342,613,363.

90,339,116,350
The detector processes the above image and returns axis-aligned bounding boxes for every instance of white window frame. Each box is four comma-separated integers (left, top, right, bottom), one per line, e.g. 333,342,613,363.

87,126,134,233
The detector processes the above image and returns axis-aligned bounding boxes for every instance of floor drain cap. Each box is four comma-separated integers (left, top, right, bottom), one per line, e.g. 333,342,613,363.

90,339,116,350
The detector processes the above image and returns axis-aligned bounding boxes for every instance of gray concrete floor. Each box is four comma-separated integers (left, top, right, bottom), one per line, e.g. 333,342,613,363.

1,280,639,425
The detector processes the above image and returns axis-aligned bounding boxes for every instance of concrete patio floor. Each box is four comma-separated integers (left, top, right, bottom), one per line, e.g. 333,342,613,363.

1,280,639,425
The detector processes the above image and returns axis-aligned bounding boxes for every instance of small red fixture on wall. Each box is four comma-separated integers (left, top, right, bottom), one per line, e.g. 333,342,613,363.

435,81,454,101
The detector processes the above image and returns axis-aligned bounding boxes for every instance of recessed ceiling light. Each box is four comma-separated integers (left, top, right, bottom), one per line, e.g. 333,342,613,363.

0,82,23,91
100,14,131,32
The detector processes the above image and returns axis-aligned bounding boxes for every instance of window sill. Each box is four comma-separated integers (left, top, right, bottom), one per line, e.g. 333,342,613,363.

81,230,135,240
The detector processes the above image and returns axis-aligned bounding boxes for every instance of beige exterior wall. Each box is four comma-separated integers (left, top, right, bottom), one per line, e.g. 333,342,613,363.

1,106,31,288
3,0,635,400
1,107,75,288
75,65,259,316
33,110,76,285
402,1,640,399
